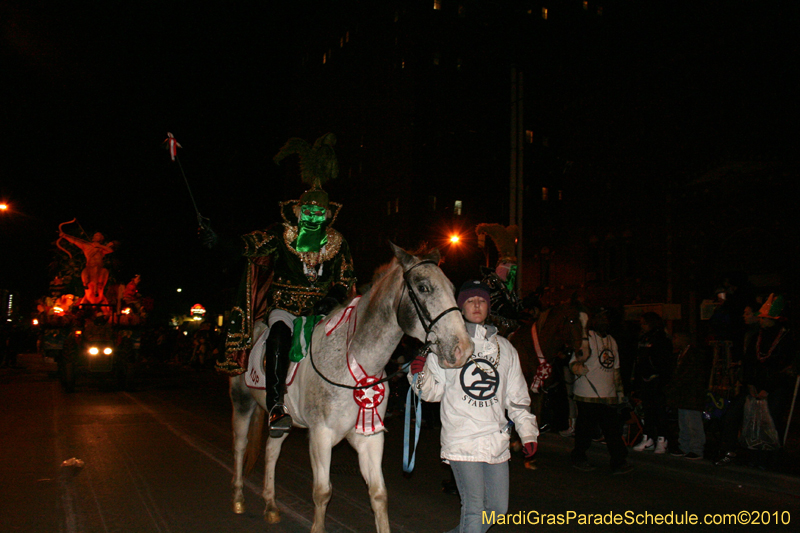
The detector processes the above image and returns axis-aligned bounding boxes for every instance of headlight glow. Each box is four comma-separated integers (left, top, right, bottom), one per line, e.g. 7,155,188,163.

103,347,113,355
88,347,99,355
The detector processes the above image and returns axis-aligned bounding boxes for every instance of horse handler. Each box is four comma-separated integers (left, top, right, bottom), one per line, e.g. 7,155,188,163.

202,133,355,436
409,280,538,533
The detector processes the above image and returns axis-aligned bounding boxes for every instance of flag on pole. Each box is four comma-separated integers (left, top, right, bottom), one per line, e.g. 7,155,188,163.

163,132,182,161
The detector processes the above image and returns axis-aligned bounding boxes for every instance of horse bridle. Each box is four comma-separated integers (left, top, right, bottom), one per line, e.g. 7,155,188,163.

308,259,461,391
400,259,461,351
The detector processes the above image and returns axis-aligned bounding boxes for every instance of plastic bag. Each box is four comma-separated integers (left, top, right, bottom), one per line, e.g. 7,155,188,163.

739,396,781,451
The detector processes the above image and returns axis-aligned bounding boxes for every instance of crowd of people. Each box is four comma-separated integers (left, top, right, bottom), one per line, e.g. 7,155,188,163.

403,276,796,531
542,287,796,473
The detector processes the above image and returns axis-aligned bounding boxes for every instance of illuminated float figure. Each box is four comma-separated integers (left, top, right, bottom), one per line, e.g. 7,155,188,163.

58,229,115,307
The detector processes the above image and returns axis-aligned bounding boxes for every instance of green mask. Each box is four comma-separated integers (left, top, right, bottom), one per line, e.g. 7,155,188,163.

505,265,517,293
296,204,328,253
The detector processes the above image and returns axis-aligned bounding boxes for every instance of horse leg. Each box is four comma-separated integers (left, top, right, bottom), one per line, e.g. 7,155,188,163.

230,376,256,514
346,431,390,533
308,427,336,533
262,432,287,523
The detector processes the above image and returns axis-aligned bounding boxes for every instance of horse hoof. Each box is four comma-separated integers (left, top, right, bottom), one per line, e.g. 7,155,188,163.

265,509,281,524
524,459,538,470
233,501,246,514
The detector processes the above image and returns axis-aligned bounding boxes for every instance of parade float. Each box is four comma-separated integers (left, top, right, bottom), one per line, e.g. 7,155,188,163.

37,220,150,392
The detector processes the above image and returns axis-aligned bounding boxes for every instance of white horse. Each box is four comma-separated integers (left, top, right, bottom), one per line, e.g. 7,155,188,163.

228,243,474,532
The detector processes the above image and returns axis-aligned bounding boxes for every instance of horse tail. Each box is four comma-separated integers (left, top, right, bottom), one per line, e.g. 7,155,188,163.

243,407,265,477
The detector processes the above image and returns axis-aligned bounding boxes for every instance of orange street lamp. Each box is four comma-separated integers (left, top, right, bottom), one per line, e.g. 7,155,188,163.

449,234,460,244
0,203,8,211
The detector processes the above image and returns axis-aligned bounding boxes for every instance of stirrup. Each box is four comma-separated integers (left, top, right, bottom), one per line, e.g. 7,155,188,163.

268,406,292,438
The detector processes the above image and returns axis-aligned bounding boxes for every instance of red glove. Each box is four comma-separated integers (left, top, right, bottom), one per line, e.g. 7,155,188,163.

523,442,537,458
410,355,426,375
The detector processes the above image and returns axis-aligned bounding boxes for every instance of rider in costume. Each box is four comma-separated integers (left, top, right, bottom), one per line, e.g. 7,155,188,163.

476,223,523,337
204,133,356,436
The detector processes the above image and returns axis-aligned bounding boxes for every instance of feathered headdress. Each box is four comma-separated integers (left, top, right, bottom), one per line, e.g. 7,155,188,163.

475,223,518,263
274,133,339,208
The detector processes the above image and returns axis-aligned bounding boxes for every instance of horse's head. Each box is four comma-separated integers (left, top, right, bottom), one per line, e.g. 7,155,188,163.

390,243,473,368
541,301,589,361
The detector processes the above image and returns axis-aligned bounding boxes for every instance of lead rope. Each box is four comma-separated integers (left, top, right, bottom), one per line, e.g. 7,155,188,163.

403,367,423,473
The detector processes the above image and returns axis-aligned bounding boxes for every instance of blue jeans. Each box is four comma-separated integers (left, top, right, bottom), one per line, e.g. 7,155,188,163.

677,409,705,456
448,461,509,533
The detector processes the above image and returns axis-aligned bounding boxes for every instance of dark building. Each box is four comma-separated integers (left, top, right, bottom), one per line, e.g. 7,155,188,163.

278,0,796,330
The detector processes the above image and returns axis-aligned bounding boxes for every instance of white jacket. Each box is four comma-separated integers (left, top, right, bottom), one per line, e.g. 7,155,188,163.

410,323,538,463
569,331,623,403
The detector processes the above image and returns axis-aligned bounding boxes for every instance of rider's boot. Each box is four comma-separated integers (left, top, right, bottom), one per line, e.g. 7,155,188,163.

263,321,293,438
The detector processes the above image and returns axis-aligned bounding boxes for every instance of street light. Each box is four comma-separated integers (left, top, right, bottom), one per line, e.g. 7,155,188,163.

449,234,460,244
0,203,8,211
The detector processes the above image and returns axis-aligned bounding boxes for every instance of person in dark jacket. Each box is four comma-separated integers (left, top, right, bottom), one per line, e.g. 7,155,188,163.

665,332,708,459
632,312,674,454
716,294,795,467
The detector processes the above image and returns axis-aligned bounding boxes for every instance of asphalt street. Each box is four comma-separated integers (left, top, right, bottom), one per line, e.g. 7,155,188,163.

1,353,798,533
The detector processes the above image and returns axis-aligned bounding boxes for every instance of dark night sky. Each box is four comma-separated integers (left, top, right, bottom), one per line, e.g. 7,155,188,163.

2,1,797,316
2,2,313,313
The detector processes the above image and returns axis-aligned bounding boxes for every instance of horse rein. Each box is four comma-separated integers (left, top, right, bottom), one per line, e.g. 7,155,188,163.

308,259,459,391
401,259,461,352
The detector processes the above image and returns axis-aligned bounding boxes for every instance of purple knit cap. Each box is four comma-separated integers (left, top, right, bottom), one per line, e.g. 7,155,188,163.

456,280,492,309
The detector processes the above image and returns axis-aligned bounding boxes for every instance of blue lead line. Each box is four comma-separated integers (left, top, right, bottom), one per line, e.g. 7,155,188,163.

403,369,422,473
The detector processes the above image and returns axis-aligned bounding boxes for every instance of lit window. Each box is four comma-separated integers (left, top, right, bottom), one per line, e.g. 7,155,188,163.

542,187,549,201
434,0,441,10
401,59,406,69
558,190,563,201
542,7,548,20
387,201,392,216
454,200,462,215
340,37,344,48
323,53,327,64
583,1,588,10
346,31,350,42
456,57,462,70
525,130,534,143
395,198,400,213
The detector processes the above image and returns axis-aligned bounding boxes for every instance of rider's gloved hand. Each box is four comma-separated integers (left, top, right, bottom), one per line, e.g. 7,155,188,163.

198,226,218,249
313,297,339,316
410,355,427,375
523,441,538,458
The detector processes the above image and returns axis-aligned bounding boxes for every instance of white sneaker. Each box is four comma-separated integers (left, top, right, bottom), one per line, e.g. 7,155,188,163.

633,435,654,452
654,437,668,454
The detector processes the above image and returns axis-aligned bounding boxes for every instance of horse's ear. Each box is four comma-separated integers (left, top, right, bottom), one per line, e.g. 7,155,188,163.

389,241,415,270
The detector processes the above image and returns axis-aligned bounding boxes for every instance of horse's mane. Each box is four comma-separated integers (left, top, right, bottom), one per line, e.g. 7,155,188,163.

405,243,438,257
368,244,439,286
370,260,398,284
